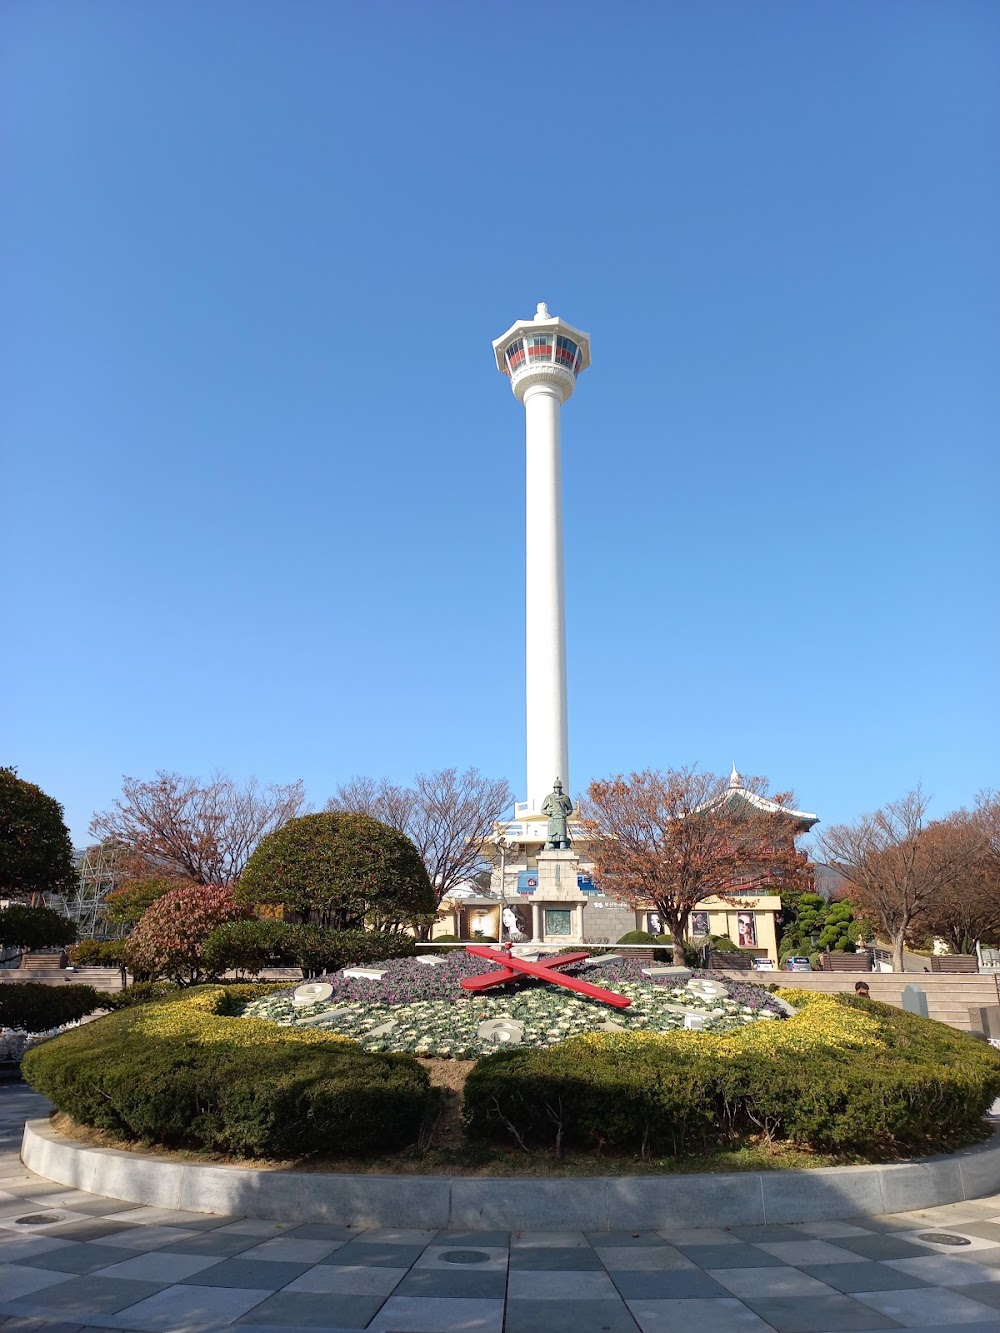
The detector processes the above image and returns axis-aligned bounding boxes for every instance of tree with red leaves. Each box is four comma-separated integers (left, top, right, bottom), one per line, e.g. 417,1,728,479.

581,767,813,948
907,801,1000,957
123,882,246,985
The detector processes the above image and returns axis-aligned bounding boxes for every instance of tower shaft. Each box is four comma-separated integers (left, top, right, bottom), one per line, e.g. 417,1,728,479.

524,383,569,810
492,301,590,823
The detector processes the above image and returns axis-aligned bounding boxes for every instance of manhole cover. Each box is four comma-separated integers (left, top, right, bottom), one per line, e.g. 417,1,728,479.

439,1249,491,1264
917,1232,972,1246
15,1214,61,1226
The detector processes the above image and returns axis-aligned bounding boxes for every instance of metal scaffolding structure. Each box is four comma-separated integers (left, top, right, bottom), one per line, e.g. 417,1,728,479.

61,845,128,939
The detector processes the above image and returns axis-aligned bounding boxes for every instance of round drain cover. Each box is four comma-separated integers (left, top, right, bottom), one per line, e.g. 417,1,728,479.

917,1232,972,1246
15,1214,60,1226
439,1249,491,1264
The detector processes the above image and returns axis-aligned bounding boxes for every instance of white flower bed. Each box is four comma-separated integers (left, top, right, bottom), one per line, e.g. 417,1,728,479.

244,978,777,1059
0,1026,72,1062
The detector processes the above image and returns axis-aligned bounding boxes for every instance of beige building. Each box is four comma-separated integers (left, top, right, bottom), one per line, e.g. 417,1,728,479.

433,767,816,965
434,888,783,962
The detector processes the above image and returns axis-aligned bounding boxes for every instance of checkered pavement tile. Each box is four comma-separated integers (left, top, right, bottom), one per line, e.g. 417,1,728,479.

10,1081,1000,1331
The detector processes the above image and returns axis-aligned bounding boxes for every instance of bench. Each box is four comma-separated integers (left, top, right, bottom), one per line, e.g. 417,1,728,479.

930,955,979,973
818,953,871,972
708,951,755,971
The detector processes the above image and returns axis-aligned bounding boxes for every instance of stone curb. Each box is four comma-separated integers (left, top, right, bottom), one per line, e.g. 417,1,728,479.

20,1118,1000,1230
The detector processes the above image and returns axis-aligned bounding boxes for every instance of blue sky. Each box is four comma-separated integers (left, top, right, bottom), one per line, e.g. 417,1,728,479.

3,0,997,849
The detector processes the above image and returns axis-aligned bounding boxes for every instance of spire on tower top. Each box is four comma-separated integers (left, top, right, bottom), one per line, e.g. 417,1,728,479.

534,302,550,321
729,762,742,789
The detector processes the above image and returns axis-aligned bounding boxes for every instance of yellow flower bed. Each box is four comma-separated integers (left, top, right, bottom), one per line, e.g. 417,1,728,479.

465,991,1000,1160
573,989,882,1064
113,984,356,1050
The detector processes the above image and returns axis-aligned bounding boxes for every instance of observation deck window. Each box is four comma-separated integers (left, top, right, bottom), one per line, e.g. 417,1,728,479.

528,334,553,361
555,335,579,372
504,338,526,374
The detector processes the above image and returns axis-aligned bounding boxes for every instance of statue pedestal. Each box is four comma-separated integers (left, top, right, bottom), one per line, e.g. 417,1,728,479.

532,849,587,945
535,848,583,901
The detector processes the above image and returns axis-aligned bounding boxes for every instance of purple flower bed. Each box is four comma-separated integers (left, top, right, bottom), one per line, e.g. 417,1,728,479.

269,950,786,1016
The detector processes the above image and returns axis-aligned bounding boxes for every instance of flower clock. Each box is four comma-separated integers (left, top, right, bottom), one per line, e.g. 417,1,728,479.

242,950,789,1058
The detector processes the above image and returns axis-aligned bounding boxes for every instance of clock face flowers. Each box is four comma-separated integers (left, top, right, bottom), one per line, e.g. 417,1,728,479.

242,951,786,1058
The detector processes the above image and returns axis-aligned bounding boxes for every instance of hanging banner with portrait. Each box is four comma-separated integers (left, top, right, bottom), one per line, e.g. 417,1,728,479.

737,912,757,947
689,910,710,938
501,904,530,943
644,911,667,937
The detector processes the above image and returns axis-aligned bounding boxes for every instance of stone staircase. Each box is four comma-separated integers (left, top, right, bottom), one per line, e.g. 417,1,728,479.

18,951,63,975
749,970,1000,1031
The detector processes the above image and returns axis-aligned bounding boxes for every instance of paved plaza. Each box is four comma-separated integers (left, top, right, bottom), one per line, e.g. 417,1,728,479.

5,1089,1000,1331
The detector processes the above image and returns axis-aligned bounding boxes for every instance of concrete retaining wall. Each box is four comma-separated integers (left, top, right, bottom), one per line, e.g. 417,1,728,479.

21,1118,1000,1230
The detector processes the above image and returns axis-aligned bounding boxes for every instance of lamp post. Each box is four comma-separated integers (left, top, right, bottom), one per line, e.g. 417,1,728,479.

493,822,512,952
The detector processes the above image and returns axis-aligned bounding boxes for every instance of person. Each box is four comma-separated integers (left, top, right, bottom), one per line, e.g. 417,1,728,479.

854,980,871,999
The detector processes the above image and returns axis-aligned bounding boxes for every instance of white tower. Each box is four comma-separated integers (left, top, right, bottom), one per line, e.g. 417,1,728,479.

493,302,591,818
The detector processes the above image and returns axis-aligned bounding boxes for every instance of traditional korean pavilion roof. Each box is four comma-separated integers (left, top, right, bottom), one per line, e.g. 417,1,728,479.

701,764,819,831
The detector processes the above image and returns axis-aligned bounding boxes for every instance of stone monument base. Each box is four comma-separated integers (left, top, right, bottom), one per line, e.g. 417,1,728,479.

535,848,584,900
527,849,587,944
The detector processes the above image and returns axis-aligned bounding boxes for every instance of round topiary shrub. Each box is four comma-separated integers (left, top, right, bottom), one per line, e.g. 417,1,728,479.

0,904,77,952
21,985,433,1158
236,812,435,931
463,991,1000,1160
103,876,188,929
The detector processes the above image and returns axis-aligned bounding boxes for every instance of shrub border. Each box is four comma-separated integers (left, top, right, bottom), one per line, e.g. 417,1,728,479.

21,1116,1000,1230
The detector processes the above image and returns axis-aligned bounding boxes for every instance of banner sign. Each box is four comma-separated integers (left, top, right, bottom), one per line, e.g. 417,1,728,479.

517,871,538,895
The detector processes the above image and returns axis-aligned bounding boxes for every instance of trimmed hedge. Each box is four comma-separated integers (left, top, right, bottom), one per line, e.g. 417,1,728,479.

69,938,126,968
463,991,1000,1159
0,983,106,1034
288,927,416,975
201,919,293,974
708,934,740,952
202,922,417,976
617,930,672,961
101,981,178,1009
22,985,432,1158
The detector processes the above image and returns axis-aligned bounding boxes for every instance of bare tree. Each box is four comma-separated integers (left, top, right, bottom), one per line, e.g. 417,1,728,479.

581,767,812,948
978,790,1000,867
326,767,513,917
90,772,306,885
911,801,1000,955
820,786,977,972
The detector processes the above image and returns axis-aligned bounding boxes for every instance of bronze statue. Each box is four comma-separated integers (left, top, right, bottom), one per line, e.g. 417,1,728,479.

541,779,573,850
